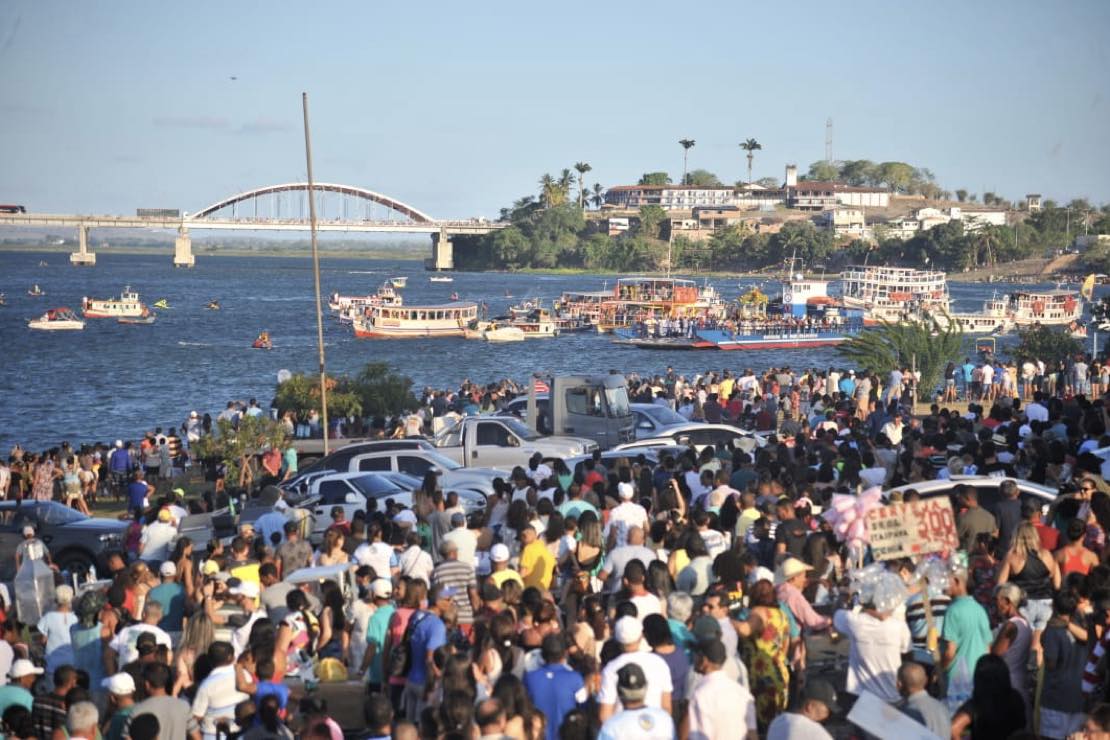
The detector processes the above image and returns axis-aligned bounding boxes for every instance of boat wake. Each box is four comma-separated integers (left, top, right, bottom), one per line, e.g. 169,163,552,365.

347,270,377,275
177,341,212,347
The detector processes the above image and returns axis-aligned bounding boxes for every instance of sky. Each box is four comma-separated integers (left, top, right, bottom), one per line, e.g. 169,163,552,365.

1,1,1109,220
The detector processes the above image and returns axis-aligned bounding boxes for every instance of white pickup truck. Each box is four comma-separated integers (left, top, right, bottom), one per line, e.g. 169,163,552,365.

431,415,597,468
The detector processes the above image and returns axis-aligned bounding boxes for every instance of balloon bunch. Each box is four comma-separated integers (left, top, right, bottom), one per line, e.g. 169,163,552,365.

914,555,952,600
846,562,909,612
822,487,885,550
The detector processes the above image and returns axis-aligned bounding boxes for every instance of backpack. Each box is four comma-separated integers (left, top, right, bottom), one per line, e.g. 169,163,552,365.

388,610,429,678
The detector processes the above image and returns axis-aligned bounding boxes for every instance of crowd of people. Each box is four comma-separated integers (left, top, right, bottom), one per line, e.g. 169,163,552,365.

6,355,1110,739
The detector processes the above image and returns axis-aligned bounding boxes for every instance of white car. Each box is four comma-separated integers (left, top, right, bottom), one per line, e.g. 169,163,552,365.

884,476,1058,509
301,472,415,542
630,403,692,440
344,448,507,497
613,423,768,454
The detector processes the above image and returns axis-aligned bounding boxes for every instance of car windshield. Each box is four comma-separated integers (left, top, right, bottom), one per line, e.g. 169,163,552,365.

350,475,404,498
37,502,88,525
383,473,422,489
606,387,631,418
422,450,463,471
642,405,685,426
500,418,540,441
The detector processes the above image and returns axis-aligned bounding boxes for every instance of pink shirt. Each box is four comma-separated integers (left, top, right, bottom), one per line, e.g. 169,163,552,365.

775,581,831,631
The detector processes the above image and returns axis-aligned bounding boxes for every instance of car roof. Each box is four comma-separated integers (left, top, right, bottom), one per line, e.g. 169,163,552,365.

884,476,1057,502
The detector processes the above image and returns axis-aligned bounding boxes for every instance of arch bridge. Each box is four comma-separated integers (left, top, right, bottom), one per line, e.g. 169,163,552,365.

0,181,504,268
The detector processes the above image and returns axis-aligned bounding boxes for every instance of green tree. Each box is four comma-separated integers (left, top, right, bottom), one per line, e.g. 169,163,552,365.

679,139,696,185
840,160,878,186
955,189,968,203
191,415,290,492
755,177,781,189
573,162,592,209
639,172,671,186
684,169,722,187
837,316,964,400
637,205,667,240
739,138,762,184
877,162,916,193
768,221,833,267
806,160,840,181
1012,325,1082,363
590,183,605,209
351,362,418,416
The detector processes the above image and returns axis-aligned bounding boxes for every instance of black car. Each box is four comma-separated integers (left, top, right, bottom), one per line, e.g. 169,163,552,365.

0,501,128,580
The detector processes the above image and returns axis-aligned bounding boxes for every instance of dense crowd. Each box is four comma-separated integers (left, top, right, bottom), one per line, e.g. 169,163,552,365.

6,353,1110,739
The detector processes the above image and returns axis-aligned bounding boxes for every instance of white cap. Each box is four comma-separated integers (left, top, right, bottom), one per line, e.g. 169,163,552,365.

229,581,260,599
115,440,123,448
22,526,34,537
393,509,417,526
371,579,393,598
614,616,643,645
160,561,177,577
102,672,135,695
9,659,43,679
490,544,510,562
618,482,635,500
189,411,199,418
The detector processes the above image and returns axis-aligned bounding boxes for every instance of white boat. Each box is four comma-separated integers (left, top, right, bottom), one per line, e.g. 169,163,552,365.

29,308,85,331
389,277,407,288
82,286,147,318
429,276,454,283
839,265,950,324
353,301,477,339
483,325,525,342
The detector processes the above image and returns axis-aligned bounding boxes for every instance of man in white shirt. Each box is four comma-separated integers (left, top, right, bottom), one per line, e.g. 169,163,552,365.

598,618,673,722
1025,391,1049,423
441,513,478,567
598,663,674,740
191,642,249,740
354,522,399,579
832,600,911,703
767,679,839,740
687,639,757,740
604,483,649,549
598,527,659,594
107,603,172,671
880,412,905,446
229,581,266,658
139,510,177,563
253,499,290,548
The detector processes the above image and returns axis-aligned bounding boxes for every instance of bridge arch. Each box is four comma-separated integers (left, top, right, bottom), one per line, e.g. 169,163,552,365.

188,182,435,223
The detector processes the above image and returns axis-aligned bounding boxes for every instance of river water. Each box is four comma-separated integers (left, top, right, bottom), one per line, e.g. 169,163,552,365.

0,250,1099,450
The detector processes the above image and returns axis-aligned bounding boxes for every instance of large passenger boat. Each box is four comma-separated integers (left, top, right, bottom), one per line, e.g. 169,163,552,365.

839,265,950,324
82,286,147,318
352,301,478,339
595,277,725,332
948,288,1083,328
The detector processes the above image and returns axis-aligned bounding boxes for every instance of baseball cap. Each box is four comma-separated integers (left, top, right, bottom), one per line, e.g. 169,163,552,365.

22,526,34,537
135,632,158,654
616,663,648,701
115,440,123,448
617,482,635,500
274,499,290,513
172,487,186,498
490,544,510,562
802,678,841,713
692,615,722,643
371,579,393,598
9,660,43,679
201,560,220,576
230,581,260,599
614,616,643,645
159,561,177,577
189,411,199,418
102,672,136,696
697,638,727,665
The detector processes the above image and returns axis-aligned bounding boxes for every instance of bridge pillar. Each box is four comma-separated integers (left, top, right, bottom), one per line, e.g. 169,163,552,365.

69,224,96,266
426,230,454,271
174,227,195,268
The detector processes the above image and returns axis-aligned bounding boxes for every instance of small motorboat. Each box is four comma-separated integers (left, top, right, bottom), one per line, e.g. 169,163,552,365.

0,293,6,306
252,331,273,350
389,277,407,288
483,325,525,342
118,311,156,325
206,300,221,310
450,292,460,301
29,307,85,331
38,260,48,267
28,285,45,297
429,275,453,283
153,299,170,310
504,289,513,298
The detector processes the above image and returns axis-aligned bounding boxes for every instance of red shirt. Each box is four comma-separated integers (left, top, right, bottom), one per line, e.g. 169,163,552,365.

1035,522,1060,551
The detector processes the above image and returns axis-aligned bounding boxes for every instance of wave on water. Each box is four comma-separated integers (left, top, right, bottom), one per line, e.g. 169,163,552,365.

177,341,212,347
347,270,377,275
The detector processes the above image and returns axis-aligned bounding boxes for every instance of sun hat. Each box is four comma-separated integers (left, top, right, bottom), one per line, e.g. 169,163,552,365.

776,557,813,583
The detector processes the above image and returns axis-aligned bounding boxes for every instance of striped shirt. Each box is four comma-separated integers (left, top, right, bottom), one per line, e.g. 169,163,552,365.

431,559,477,624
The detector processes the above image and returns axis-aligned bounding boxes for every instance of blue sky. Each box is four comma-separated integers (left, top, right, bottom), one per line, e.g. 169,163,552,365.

1,0,1108,219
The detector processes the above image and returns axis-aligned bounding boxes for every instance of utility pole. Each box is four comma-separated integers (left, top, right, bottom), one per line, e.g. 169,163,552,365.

825,117,833,163
302,92,330,455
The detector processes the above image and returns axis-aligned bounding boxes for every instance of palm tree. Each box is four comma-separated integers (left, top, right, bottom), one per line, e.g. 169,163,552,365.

574,162,592,209
591,183,605,210
739,138,762,185
558,169,575,199
679,139,696,185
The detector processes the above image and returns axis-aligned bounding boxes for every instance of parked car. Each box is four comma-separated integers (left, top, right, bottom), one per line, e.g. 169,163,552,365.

339,448,506,497
884,476,1059,510
629,403,690,440
300,472,414,542
613,423,767,454
288,439,438,490
0,501,128,580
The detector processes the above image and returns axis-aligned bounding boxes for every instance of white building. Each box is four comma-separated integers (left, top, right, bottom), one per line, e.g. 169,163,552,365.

603,184,736,210
783,165,891,209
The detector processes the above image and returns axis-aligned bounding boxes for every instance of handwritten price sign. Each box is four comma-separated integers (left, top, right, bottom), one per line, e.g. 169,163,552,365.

865,498,958,561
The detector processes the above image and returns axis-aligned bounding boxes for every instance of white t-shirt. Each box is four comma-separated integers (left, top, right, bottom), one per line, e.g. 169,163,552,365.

0,639,13,685
109,623,173,665
597,651,673,712
527,463,552,486
598,707,674,740
354,541,396,579
442,528,478,567
688,669,757,740
140,522,178,562
833,608,911,703
767,712,833,740
630,592,663,621
604,502,649,548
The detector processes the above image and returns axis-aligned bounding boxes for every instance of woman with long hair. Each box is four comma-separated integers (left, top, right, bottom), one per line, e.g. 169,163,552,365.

472,610,519,693
173,612,215,696
493,673,544,740
316,529,349,566
275,589,319,679
950,653,1027,738
170,537,197,601
732,579,791,731
384,578,426,709
316,580,348,660
998,521,1060,661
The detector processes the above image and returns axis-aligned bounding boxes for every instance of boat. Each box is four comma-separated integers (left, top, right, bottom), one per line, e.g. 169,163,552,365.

118,313,157,325
508,308,560,338
389,277,407,288
695,277,865,350
28,308,85,331
353,301,478,339
38,261,48,267
206,300,221,310
450,292,460,301
613,335,716,350
82,286,147,318
27,285,44,297
328,284,402,313
838,265,950,324
429,276,454,283
252,331,273,349
940,288,1084,329
0,293,6,306
1070,321,1089,339
153,299,170,310
483,325,526,342
590,277,727,333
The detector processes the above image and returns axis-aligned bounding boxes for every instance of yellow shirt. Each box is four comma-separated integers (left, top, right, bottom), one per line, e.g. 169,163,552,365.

490,568,524,588
519,541,554,590
719,378,735,402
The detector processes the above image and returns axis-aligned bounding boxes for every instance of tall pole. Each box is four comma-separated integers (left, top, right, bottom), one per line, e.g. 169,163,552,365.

302,92,330,455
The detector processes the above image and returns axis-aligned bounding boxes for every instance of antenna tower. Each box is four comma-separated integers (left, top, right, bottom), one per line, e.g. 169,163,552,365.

825,117,833,163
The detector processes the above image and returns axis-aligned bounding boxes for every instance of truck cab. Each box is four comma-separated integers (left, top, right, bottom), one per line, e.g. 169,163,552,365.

432,416,596,468
531,375,636,450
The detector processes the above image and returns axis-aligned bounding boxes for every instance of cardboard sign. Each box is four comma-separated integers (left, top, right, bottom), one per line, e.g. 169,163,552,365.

847,690,943,740
866,497,958,560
